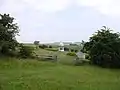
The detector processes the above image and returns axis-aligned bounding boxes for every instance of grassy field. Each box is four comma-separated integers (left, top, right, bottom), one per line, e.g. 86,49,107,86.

34,48,75,65
0,47,120,90
0,58,120,90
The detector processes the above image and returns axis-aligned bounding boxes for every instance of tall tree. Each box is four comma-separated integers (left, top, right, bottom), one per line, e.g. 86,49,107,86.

34,41,40,45
82,26,120,68
0,14,19,55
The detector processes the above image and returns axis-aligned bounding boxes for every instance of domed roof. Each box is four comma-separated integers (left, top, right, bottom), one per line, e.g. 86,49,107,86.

59,41,64,46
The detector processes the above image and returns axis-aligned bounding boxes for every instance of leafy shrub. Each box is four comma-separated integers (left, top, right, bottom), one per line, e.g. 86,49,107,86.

66,52,76,56
85,54,90,60
64,47,69,51
7,50,19,57
34,41,39,45
82,26,120,68
71,49,74,52
0,14,19,56
48,45,52,48
75,50,78,52
19,45,34,58
39,44,48,49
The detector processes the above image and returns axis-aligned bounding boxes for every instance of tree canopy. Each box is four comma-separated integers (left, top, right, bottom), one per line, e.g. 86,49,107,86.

0,14,19,55
82,26,120,68
34,41,40,45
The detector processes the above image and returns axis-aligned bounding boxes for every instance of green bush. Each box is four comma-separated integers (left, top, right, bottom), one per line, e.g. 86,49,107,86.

82,26,120,68
39,44,48,49
75,50,78,52
48,45,52,48
7,50,19,57
70,49,74,52
85,54,90,60
66,52,76,56
19,45,34,58
64,47,69,51
0,14,19,56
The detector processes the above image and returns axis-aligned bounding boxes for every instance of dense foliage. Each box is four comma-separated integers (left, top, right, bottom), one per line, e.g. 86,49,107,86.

34,41,39,45
48,45,52,48
66,52,76,56
64,47,69,51
82,26,120,68
19,44,34,58
0,13,34,58
39,44,48,49
0,14,19,55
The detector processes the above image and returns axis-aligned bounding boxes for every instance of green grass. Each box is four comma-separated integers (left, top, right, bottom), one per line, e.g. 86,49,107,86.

2,46,119,90
64,45,81,50
45,48,58,52
34,48,75,65
0,58,120,90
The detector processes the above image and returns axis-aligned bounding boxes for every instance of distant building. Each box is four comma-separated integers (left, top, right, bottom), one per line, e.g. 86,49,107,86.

58,41,81,52
58,42,65,52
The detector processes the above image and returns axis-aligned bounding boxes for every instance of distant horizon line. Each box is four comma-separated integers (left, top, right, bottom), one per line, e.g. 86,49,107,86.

18,41,82,44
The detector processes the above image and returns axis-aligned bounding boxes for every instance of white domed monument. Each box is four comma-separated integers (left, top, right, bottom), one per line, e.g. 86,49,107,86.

58,41,65,52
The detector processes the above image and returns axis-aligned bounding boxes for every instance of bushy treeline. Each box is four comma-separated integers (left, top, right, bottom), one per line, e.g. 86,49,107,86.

38,44,78,52
1,13,120,68
66,52,76,56
39,44,48,49
0,14,34,58
82,26,120,68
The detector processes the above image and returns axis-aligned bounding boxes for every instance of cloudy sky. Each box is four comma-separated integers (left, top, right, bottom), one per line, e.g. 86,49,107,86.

1,0,120,43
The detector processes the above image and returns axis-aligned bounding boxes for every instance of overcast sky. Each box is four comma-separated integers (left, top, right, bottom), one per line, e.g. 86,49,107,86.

1,0,120,43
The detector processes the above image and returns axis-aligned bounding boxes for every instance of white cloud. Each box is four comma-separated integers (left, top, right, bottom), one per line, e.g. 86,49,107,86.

1,0,120,16
0,0,26,13
23,0,72,12
1,0,120,43
77,0,120,16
